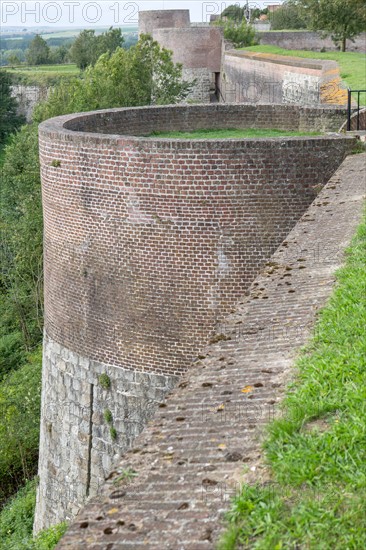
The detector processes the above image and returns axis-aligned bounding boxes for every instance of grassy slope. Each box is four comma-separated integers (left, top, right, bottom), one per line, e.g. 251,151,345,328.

244,45,366,105
220,209,366,549
148,128,321,139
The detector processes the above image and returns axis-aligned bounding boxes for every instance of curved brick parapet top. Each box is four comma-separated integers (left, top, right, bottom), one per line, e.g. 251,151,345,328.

39,104,354,377
59,104,348,135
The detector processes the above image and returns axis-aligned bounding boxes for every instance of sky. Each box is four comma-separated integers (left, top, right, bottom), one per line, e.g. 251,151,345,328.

1,1,281,28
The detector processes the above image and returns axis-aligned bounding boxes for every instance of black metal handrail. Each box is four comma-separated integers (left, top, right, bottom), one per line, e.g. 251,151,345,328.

347,88,366,131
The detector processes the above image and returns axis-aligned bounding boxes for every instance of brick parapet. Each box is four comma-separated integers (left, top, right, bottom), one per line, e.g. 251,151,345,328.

39,105,354,378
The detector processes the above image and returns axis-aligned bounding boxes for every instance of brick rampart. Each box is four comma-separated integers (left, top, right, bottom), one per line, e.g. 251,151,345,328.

35,104,356,530
39,104,353,377
56,153,366,548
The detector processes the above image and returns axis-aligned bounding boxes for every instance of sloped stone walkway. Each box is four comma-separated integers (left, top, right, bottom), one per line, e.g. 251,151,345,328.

57,153,365,549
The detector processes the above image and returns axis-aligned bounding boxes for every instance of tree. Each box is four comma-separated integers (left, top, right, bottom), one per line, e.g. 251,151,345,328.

6,54,20,67
48,45,69,65
95,27,124,59
296,0,366,51
214,18,258,48
0,71,24,146
270,1,307,30
70,27,124,70
25,35,50,65
69,29,96,70
36,34,191,119
221,5,245,21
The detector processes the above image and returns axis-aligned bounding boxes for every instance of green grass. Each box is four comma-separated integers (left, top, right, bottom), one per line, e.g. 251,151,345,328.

40,26,138,40
8,63,79,74
220,208,366,549
7,64,80,86
0,479,67,549
243,45,366,105
147,128,322,139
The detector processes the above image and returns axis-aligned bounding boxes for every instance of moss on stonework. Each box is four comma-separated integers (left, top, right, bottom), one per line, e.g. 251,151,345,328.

98,373,111,390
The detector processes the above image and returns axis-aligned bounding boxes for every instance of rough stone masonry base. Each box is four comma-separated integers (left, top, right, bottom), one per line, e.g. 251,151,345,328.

34,334,178,532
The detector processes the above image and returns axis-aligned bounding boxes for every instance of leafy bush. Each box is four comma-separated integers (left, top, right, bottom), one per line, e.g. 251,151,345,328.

270,1,307,30
0,479,67,550
0,479,36,549
33,522,68,550
0,349,42,505
0,332,26,381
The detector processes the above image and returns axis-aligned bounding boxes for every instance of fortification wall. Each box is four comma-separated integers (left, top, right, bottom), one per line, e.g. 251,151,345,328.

222,51,347,106
57,153,366,548
138,9,190,34
257,31,366,53
35,104,355,530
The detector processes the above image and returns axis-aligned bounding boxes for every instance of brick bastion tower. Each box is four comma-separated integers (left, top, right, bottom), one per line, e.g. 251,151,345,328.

34,103,354,530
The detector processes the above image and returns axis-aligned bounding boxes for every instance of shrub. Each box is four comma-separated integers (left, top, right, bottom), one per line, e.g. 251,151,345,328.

0,348,42,505
0,479,67,549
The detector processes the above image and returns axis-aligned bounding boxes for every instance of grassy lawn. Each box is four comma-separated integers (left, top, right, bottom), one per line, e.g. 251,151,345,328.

244,45,366,105
219,208,366,549
40,26,138,39
147,128,322,139
6,64,80,86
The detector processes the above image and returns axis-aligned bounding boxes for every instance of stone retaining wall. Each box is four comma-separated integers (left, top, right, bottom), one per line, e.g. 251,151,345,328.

222,51,348,106
258,31,366,53
11,84,49,121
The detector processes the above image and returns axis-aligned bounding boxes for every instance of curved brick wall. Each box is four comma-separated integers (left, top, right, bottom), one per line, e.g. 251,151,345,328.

36,104,355,530
40,104,353,377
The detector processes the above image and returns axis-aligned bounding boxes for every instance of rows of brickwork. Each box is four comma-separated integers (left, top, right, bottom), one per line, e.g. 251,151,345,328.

57,154,365,548
40,105,354,378
62,104,347,135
